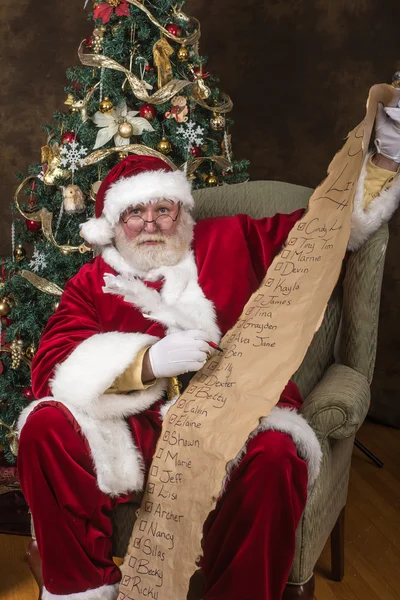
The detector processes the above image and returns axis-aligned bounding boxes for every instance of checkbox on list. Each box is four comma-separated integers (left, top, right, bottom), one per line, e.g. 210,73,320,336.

122,576,132,587
163,431,170,442
177,399,186,409
281,250,290,259
156,448,163,459
186,385,197,394
275,262,283,271
139,520,148,532
297,223,306,231
151,465,158,477
133,537,141,549
144,501,153,513
129,557,137,569
168,414,177,424
148,483,155,494
288,237,297,246
264,279,274,288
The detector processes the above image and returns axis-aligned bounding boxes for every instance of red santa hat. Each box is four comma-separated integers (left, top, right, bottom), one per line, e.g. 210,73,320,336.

80,155,194,246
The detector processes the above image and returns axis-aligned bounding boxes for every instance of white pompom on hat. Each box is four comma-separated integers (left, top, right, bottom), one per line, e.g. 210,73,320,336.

80,155,194,246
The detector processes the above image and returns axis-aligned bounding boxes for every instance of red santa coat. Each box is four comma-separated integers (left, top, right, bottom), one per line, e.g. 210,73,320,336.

18,210,322,496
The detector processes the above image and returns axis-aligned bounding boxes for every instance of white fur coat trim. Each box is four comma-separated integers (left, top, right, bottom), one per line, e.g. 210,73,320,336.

223,406,322,491
104,169,194,225
102,249,221,343
50,331,165,418
42,583,118,600
18,332,169,495
18,397,151,496
349,152,400,251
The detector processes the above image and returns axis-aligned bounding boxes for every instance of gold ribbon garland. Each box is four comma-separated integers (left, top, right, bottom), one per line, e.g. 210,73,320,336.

78,41,191,104
14,177,92,255
78,42,233,113
19,270,64,296
192,89,233,114
186,156,232,175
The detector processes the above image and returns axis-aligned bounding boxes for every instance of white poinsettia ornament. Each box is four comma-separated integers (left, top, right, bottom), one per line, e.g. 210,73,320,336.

92,101,155,149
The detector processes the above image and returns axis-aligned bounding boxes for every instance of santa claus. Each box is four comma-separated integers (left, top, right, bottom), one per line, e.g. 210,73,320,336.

17,104,400,600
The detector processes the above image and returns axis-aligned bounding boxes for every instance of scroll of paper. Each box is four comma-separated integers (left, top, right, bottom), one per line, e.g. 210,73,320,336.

118,84,399,600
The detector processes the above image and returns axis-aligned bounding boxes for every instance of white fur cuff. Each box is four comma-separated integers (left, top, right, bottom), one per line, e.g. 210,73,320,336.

42,583,118,600
50,331,160,415
349,152,400,251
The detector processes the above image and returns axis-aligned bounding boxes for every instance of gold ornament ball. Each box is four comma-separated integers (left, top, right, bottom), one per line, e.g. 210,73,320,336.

118,121,134,138
25,345,37,360
156,136,172,155
177,45,189,62
99,97,114,114
107,0,120,6
70,106,80,114
210,113,226,131
118,151,129,161
206,171,219,186
14,245,26,262
0,298,11,317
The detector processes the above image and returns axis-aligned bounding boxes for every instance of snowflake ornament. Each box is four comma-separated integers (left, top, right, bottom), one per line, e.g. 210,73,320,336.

29,248,47,273
59,141,88,173
176,121,205,150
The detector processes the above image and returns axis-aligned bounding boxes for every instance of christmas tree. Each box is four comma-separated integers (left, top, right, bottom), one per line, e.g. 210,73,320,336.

0,0,248,463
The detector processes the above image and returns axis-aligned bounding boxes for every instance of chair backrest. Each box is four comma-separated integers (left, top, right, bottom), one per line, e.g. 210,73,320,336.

193,180,388,398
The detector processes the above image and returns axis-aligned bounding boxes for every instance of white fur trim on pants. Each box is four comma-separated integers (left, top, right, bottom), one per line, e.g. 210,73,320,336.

42,583,118,600
223,406,322,493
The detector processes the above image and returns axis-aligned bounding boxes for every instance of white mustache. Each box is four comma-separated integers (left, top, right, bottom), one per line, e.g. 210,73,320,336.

136,234,166,244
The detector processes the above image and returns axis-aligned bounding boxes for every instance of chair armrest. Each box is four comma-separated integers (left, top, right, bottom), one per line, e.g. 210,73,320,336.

300,363,370,441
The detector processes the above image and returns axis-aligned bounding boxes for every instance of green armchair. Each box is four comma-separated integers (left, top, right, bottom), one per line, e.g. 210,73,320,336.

29,180,387,599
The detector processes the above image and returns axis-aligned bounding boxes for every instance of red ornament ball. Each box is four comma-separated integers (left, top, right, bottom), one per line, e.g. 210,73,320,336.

190,145,203,157
1,316,12,327
145,64,154,72
85,35,93,49
22,386,34,399
165,23,182,37
61,131,78,145
139,103,157,121
25,219,42,233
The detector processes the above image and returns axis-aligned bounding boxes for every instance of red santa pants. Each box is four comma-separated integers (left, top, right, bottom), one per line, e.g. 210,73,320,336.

18,403,308,600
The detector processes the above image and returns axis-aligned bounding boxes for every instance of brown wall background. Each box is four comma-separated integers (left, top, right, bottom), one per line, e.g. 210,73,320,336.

1,0,399,423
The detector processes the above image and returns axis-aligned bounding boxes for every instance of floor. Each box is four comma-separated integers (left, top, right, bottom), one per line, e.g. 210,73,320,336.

0,420,399,600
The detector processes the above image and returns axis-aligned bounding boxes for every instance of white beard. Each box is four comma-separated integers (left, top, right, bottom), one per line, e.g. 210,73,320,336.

114,210,195,273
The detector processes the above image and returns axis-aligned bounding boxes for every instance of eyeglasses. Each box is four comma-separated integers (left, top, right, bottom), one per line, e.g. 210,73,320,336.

121,205,181,233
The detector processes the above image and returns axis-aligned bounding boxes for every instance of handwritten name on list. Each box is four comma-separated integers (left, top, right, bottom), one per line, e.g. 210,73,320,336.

118,85,395,600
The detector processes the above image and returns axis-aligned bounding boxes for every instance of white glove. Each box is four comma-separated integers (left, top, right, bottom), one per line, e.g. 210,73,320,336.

149,329,211,379
374,103,400,162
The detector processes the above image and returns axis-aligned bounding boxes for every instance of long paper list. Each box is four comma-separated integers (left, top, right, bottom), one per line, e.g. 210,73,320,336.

118,84,399,600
